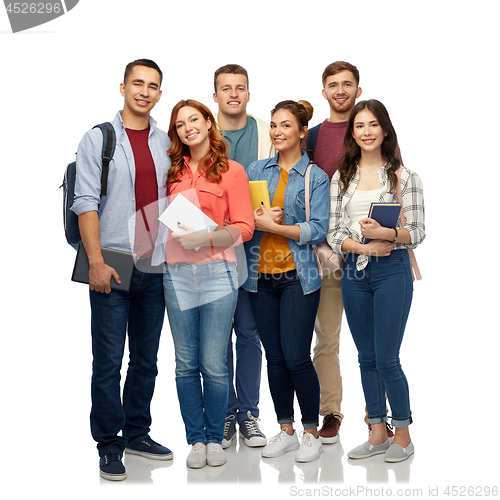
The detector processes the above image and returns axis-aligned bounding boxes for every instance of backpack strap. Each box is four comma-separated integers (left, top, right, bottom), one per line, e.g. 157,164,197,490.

92,122,116,197
304,163,313,222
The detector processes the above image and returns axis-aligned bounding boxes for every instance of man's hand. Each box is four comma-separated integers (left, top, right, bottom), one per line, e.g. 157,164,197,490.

89,261,120,294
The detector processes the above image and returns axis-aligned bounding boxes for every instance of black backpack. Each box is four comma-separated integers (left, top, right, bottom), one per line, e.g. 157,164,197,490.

62,123,116,250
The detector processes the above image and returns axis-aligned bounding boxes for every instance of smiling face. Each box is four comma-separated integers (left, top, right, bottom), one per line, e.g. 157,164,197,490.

322,69,362,118
174,106,212,152
269,108,305,155
213,73,250,119
120,65,162,119
351,108,387,155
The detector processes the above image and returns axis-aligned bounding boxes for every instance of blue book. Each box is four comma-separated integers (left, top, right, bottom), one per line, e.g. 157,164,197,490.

363,202,402,243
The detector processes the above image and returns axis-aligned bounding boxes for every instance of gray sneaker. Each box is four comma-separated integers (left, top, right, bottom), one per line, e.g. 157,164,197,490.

347,438,391,459
222,415,236,449
384,441,414,463
239,411,267,447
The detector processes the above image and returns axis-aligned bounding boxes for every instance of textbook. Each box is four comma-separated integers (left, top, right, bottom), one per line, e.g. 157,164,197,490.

158,193,218,251
249,181,271,210
363,202,402,244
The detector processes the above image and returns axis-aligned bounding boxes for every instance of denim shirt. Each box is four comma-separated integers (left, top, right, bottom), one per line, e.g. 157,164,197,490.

243,151,330,295
71,111,171,265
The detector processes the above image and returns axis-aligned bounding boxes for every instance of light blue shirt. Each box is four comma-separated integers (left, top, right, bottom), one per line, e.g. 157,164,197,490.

243,151,330,295
71,111,171,265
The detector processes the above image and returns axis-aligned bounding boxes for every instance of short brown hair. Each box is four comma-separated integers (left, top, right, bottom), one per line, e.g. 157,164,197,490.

322,61,359,87
124,59,163,87
214,64,249,92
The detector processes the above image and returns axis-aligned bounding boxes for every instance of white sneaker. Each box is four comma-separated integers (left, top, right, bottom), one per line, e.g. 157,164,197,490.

206,443,226,467
261,429,299,458
186,442,207,469
296,432,323,463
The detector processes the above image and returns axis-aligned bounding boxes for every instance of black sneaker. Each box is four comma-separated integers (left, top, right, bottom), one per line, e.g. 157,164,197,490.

99,453,126,481
239,411,267,447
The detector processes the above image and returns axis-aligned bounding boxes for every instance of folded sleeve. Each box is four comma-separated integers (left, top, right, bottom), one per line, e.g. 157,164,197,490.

400,169,425,248
224,162,255,243
326,171,352,254
296,168,330,246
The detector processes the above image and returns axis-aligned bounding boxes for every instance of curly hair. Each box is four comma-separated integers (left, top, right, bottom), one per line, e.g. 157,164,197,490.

167,99,229,184
338,99,401,195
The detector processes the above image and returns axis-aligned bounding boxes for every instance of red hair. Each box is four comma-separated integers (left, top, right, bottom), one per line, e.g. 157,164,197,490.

167,99,229,184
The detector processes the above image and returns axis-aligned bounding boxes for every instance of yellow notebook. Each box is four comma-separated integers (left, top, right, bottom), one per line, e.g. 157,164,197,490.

249,181,271,210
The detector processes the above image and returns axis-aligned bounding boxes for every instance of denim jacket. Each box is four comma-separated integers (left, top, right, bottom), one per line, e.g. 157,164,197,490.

243,151,330,295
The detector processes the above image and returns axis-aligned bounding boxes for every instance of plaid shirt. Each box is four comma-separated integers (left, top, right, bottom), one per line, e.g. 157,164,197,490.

327,165,425,270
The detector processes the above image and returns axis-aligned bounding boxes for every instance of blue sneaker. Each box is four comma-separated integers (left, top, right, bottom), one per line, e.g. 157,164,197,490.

239,411,267,447
99,453,126,481
222,415,236,449
125,437,173,461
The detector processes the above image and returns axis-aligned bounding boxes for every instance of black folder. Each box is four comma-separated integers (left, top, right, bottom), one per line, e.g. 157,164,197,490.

72,242,136,292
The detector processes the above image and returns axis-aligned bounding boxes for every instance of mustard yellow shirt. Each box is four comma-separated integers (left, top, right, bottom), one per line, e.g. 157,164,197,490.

258,168,296,274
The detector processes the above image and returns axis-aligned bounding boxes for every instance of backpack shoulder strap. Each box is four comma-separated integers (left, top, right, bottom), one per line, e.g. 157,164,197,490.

304,163,313,222
92,122,116,197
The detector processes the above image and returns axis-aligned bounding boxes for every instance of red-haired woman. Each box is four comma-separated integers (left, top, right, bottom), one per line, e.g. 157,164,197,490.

163,100,254,468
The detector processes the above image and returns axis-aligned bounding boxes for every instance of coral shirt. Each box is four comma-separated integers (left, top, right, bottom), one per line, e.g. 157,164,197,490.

165,157,254,264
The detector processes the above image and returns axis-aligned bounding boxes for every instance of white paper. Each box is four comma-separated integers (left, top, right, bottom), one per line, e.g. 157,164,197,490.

158,194,218,251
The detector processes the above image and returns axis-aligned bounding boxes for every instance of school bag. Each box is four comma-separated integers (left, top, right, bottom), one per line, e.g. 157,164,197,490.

62,123,116,250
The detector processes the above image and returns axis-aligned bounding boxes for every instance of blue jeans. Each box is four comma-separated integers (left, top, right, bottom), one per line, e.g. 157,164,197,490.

89,266,165,456
342,250,413,428
164,261,238,444
226,288,262,422
248,270,320,428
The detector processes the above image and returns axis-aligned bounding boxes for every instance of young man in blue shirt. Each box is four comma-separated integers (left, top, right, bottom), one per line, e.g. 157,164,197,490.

72,59,172,481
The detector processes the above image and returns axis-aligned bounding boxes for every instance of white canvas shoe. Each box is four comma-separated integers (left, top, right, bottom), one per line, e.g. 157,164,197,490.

295,432,323,463
206,443,227,467
186,442,207,469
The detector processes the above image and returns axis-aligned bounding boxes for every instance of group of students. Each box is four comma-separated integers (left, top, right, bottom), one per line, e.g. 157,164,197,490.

72,59,425,481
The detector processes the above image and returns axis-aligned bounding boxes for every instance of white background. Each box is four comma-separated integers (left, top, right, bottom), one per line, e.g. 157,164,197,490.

1,1,498,498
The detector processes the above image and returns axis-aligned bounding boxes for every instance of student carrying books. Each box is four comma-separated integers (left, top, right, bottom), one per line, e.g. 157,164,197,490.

243,100,330,463
327,99,425,463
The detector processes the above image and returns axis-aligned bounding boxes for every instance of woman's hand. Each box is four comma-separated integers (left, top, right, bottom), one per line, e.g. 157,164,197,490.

363,239,395,257
267,206,283,224
359,218,384,240
171,223,206,250
360,218,396,242
254,205,278,232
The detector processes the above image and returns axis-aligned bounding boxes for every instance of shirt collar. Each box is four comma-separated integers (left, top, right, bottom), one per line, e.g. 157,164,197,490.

115,110,157,135
265,150,310,175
